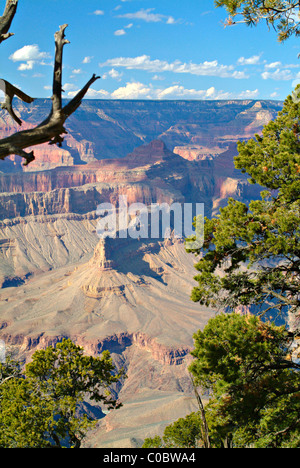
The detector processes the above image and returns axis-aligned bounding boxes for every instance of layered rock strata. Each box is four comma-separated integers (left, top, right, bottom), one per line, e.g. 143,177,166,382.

0,99,282,172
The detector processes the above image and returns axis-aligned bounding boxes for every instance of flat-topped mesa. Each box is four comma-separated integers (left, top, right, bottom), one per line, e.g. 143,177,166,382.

90,238,115,271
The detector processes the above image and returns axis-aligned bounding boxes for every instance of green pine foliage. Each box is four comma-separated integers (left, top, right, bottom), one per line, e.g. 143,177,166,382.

183,85,300,448
142,314,300,448
215,0,300,41
189,313,300,448
142,412,204,448
0,339,124,448
187,89,300,324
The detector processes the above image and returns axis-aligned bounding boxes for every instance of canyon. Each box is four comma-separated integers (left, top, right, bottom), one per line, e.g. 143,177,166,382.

0,99,282,447
0,98,282,171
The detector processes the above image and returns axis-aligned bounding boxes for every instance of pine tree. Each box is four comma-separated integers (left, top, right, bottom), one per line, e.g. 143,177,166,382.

215,0,300,41
0,339,124,448
187,89,300,330
189,313,300,448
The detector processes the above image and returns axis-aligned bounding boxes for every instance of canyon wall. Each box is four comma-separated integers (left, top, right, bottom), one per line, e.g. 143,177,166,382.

0,140,263,222
0,99,282,172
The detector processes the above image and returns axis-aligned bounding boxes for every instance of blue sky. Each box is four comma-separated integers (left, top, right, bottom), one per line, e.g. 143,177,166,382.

1,0,300,101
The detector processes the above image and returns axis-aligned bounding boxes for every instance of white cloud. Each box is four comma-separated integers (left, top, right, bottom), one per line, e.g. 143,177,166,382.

18,61,34,71
264,61,282,70
238,55,261,65
9,44,51,71
114,29,126,36
83,56,93,64
63,83,78,91
109,69,123,80
68,88,109,98
166,17,176,24
94,10,104,15
102,69,124,81
105,81,259,101
86,89,110,98
10,44,50,62
232,71,249,79
264,61,300,73
117,8,178,24
237,89,259,99
205,87,216,98
157,85,209,99
100,55,247,79
111,82,153,99
261,68,294,80
65,79,259,101
152,75,165,81
72,68,83,74
156,85,258,100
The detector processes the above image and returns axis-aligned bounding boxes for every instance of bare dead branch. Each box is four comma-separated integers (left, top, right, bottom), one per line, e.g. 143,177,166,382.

0,79,35,125
0,0,18,44
0,20,100,166
63,74,100,118
0,2,35,127
52,23,70,115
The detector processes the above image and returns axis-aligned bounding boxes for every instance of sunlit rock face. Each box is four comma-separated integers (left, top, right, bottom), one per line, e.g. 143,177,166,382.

0,138,263,222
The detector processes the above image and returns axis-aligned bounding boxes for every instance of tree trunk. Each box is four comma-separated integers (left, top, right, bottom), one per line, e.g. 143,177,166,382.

189,373,211,449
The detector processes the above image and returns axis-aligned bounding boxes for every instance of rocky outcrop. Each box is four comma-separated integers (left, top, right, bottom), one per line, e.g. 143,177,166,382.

0,180,184,220
0,329,190,367
173,145,222,161
131,332,190,366
90,239,116,271
123,139,177,164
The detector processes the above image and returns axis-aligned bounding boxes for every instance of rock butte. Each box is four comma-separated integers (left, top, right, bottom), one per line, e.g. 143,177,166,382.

0,99,281,447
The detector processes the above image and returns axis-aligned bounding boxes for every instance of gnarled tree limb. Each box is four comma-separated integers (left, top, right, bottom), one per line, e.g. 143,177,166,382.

0,79,35,125
0,0,18,44
0,1,100,166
